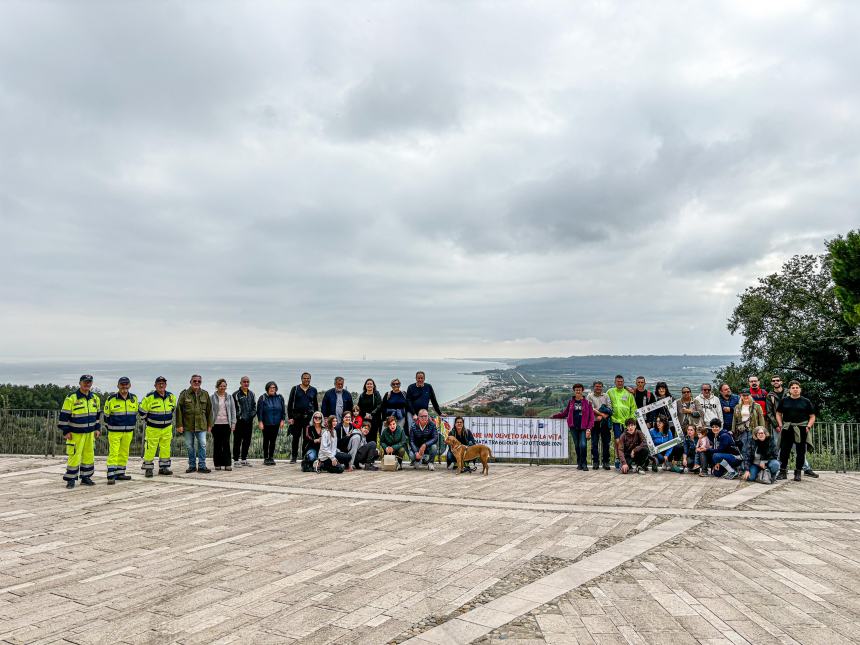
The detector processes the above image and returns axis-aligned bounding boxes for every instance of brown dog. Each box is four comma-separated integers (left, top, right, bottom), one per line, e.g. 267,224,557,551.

445,434,492,475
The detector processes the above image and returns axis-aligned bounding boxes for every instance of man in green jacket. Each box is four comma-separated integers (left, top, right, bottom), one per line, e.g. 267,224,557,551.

607,374,637,470
379,415,408,470
176,374,213,473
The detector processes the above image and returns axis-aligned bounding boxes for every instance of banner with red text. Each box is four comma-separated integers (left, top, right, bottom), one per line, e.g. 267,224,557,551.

442,416,568,460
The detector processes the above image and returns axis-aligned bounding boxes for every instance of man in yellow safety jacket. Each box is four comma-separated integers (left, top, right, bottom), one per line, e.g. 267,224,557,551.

139,376,177,478
103,376,138,485
59,374,101,489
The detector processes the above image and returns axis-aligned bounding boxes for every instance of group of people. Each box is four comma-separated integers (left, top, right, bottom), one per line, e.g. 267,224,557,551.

552,374,818,483
58,371,455,487
57,369,819,488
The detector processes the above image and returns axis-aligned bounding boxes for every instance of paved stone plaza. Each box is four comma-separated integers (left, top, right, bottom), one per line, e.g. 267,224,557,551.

1,456,860,644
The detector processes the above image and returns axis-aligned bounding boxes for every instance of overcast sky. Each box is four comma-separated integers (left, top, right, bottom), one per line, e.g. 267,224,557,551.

1,1,858,361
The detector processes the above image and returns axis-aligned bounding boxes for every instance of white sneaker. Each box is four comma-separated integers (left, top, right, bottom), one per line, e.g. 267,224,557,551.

241,460,251,467
427,462,435,471
233,460,241,468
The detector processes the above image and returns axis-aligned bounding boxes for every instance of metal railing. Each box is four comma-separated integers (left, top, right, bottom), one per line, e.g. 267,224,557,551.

1,409,859,471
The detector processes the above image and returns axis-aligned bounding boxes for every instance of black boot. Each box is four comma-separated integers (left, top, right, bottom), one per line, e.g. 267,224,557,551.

107,478,116,485
145,469,154,478
116,474,132,481
158,468,173,476
65,480,75,489
776,470,787,480
80,477,95,486
804,469,819,479
793,470,802,482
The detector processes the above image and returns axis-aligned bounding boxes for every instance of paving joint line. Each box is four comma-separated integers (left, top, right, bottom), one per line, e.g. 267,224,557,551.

401,517,702,645
133,473,860,521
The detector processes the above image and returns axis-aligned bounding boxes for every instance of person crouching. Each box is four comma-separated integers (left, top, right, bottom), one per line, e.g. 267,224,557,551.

617,419,649,474
318,415,351,473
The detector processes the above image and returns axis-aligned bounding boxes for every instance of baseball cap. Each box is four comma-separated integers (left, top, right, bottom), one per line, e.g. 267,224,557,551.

80,374,93,382
154,376,167,384
740,388,751,395
118,377,131,386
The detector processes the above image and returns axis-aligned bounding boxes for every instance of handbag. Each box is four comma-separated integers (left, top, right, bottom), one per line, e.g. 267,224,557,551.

755,468,772,484
382,454,398,471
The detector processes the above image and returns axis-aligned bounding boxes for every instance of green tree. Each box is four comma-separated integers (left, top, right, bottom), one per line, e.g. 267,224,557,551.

0,384,79,409
716,253,860,420
828,230,860,325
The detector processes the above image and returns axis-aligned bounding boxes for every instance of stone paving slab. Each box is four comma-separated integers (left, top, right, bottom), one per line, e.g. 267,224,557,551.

479,516,860,644
0,457,858,644
13,455,754,507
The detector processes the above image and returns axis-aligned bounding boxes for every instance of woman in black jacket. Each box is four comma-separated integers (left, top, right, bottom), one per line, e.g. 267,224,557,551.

742,426,779,483
257,381,286,466
357,378,383,444
380,378,410,438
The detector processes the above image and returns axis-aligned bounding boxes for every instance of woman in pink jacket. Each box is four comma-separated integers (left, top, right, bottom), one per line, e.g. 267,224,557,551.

552,384,595,471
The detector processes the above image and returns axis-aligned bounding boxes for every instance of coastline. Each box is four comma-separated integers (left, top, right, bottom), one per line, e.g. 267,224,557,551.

444,376,489,407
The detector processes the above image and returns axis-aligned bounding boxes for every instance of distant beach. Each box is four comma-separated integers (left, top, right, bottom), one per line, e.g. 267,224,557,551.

443,376,490,406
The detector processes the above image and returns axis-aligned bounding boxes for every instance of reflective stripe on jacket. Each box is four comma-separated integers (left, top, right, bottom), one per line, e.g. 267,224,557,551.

59,390,101,434
139,391,177,430
103,393,139,432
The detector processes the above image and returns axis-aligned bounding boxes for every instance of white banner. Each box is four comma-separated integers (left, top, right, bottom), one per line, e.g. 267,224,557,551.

442,416,569,460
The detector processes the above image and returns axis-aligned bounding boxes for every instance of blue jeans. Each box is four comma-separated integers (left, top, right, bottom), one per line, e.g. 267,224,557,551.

712,452,740,475
612,423,625,469
409,442,439,463
570,427,588,467
748,460,779,481
184,430,207,467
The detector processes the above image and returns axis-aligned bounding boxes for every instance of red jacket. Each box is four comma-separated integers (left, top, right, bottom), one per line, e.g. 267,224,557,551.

749,388,768,415
552,397,595,430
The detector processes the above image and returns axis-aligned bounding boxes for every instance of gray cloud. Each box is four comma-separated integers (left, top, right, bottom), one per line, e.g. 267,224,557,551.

1,0,858,360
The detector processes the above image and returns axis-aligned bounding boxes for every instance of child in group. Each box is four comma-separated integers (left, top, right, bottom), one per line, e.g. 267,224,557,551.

711,420,742,480
648,415,678,472
681,425,698,474
695,426,712,477
347,420,379,471
351,405,363,430
318,415,351,474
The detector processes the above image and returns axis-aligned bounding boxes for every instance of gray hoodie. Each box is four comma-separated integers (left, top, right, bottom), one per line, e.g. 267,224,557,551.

210,392,236,427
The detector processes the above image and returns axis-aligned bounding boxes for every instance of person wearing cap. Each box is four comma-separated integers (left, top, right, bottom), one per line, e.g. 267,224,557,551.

176,374,213,474
731,389,764,463
59,375,102,489
103,377,138,484
139,376,177,477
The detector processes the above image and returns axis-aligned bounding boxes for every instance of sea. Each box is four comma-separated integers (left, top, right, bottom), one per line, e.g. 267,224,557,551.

0,355,734,402
0,359,507,403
